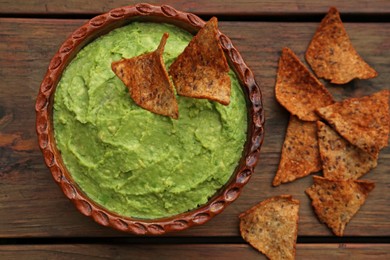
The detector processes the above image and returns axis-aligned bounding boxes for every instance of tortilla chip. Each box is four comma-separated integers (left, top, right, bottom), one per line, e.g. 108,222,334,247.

239,195,299,260
317,121,378,180
169,17,231,105
317,90,390,155
305,176,375,236
112,33,179,119
305,7,378,84
275,47,334,121
273,115,322,186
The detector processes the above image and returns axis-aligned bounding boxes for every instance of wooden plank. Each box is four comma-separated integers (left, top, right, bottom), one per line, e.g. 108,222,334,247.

0,18,389,237
0,244,389,259
0,0,390,16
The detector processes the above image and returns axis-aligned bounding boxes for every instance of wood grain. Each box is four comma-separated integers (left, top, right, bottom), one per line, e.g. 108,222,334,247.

0,18,389,238
0,0,390,16
0,244,389,259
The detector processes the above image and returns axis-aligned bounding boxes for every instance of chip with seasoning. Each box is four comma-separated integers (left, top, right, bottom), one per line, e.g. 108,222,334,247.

305,7,378,84
317,90,389,155
305,176,375,236
275,47,334,121
239,195,299,260
169,17,231,105
273,115,322,186
317,121,378,180
112,33,179,119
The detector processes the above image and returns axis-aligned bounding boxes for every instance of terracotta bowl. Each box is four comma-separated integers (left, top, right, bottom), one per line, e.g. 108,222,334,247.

35,3,264,235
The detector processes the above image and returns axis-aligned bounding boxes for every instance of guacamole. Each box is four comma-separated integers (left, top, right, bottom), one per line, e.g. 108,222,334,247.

54,22,247,219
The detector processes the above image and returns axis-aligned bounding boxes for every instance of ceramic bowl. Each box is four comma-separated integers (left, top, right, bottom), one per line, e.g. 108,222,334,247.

35,3,264,235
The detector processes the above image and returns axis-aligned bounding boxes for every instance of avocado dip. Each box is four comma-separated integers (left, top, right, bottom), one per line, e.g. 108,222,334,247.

53,22,247,219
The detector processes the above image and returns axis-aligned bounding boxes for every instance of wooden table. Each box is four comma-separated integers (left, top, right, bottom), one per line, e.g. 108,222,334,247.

1,1,389,259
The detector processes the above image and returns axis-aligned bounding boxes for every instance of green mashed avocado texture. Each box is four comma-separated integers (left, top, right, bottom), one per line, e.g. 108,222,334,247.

54,22,247,219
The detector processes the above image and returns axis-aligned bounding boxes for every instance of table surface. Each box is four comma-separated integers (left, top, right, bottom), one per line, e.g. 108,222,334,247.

0,0,389,259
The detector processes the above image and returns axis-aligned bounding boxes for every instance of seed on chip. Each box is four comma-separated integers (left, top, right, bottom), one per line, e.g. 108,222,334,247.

239,195,299,260
305,7,378,84
317,121,378,181
112,33,179,119
275,47,334,121
317,90,389,156
169,17,231,105
273,115,322,186
306,176,375,236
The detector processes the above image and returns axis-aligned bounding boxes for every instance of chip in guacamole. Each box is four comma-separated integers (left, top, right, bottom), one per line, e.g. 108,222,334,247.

111,33,179,119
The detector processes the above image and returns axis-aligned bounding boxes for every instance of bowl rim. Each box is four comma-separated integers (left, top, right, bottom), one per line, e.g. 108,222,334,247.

35,3,265,235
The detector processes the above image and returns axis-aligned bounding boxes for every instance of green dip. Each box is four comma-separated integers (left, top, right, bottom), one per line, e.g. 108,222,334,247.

54,22,247,219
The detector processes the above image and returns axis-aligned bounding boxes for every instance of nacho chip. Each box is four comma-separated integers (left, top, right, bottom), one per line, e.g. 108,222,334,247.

112,33,179,119
273,115,322,186
275,47,334,121
317,90,390,155
169,17,231,105
305,7,378,84
317,121,378,180
239,195,299,260
306,176,375,236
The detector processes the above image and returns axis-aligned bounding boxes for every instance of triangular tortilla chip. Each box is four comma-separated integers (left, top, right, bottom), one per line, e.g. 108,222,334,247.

317,121,378,180
317,90,389,155
273,115,322,186
112,33,179,119
306,176,375,236
305,7,378,84
275,47,334,121
239,195,299,260
169,17,231,105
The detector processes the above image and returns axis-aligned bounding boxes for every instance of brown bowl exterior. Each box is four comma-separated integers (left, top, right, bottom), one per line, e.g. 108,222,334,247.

35,3,265,235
